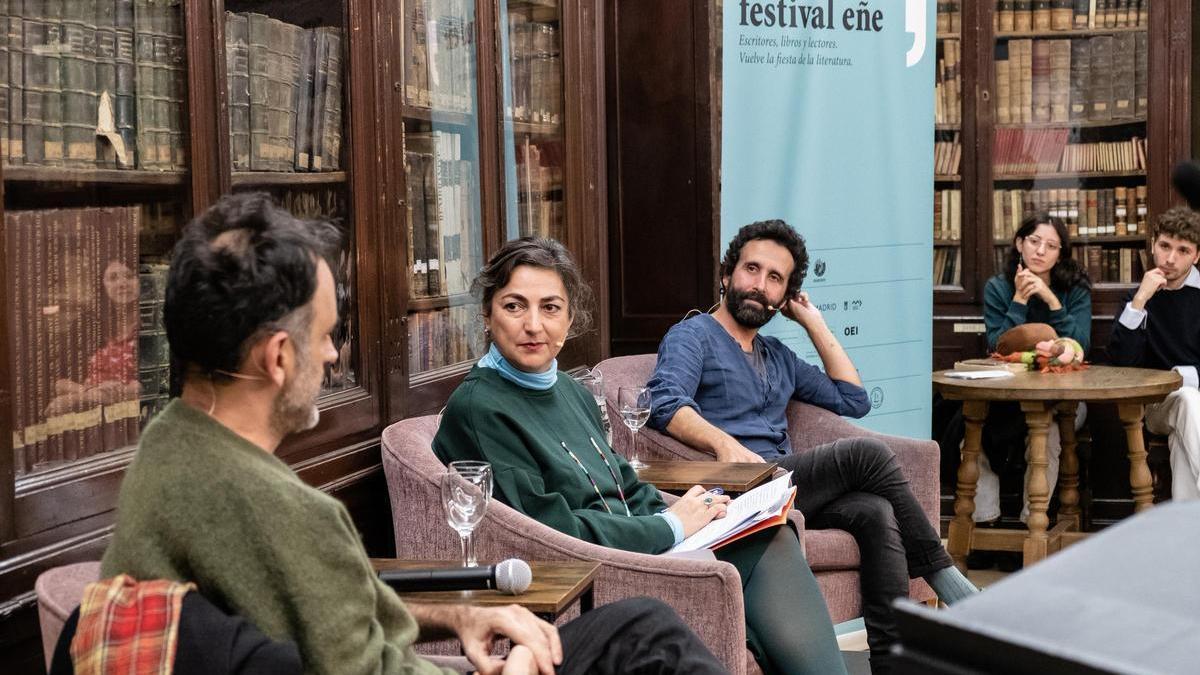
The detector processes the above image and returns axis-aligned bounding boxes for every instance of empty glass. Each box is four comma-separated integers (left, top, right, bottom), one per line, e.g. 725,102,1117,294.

442,461,493,567
573,367,613,446
617,385,652,470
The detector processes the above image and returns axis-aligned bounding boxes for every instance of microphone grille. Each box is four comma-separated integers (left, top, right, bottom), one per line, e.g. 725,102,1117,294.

495,558,532,595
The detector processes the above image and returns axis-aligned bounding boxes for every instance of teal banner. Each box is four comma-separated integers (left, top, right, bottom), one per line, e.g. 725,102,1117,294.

721,0,934,437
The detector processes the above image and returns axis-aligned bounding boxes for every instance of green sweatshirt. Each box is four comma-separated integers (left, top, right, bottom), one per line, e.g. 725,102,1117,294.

434,367,676,553
102,400,450,675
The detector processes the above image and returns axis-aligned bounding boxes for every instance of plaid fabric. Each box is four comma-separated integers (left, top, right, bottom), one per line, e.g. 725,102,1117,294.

70,575,195,675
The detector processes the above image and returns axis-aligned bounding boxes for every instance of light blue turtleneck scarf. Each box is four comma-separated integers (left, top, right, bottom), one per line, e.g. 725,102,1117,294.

477,343,558,390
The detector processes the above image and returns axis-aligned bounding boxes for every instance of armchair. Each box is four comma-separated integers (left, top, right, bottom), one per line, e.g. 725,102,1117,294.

381,416,761,674
596,354,938,621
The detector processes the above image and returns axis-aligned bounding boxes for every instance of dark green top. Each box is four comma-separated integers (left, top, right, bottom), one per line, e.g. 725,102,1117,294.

982,275,1093,353
102,400,449,675
434,367,676,553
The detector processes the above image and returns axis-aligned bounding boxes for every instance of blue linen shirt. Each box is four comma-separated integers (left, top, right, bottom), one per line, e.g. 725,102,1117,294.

646,314,871,459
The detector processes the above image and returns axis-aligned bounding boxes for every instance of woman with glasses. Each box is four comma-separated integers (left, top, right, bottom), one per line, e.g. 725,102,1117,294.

973,213,1092,565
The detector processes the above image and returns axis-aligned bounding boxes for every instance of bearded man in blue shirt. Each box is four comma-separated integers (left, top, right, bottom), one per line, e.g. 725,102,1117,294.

647,219,974,668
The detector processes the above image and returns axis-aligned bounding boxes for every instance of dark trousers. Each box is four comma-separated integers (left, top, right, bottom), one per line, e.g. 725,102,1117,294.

557,597,728,675
777,437,954,661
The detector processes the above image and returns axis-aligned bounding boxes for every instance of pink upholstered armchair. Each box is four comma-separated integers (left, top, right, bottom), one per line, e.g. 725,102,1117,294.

596,354,939,621
381,416,763,674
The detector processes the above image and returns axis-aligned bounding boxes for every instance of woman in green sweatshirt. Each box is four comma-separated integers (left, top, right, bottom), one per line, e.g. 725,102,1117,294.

434,238,849,675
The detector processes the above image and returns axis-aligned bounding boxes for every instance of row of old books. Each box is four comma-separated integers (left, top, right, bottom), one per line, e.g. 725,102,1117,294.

403,0,474,113
937,1,962,34
508,14,561,126
934,189,961,242
934,247,962,286
992,186,1148,239
515,137,563,240
272,187,357,392
935,134,962,176
995,0,1149,33
935,40,960,126
405,130,481,299
408,304,485,373
3,206,150,475
996,35,1147,125
224,12,343,173
993,128,1144,174
1071,245,1146,284
0,0,186,171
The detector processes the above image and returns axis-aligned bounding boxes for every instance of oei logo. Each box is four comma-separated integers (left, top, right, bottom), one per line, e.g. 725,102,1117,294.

870,387,884,410
813,259,827,278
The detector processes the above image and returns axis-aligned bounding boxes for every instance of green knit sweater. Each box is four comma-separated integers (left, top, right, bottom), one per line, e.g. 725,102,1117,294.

101,400,450,675
433,367,676,553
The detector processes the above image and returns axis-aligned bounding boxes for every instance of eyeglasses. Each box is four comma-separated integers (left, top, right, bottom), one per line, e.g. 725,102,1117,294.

1024,235,1061,253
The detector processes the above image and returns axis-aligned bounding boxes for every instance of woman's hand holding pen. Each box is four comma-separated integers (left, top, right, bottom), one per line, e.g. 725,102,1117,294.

666,485,731,537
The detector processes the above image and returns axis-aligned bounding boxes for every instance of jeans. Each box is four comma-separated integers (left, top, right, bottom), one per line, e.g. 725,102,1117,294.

557,597,728,674
776,437,954,662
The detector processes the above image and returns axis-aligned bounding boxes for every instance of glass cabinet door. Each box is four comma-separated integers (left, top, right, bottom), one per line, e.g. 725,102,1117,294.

401,0,486,381
990,2,1148,286
499,0,564,242
3,0,190,479
223,1,358,395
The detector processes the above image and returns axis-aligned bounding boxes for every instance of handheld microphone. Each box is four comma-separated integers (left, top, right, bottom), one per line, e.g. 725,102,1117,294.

378,558,532,595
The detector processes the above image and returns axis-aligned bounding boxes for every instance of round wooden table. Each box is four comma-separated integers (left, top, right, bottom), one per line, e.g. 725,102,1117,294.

932,365,1181,568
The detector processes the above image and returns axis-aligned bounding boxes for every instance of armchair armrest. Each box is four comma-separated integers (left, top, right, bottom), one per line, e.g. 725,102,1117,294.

786,401,941,529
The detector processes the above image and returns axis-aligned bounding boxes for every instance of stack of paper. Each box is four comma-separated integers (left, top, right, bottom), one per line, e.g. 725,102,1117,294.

669,473,797,553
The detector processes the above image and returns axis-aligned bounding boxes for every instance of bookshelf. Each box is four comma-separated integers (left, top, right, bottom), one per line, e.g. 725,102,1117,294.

0,0,608,667
932,0,1192,372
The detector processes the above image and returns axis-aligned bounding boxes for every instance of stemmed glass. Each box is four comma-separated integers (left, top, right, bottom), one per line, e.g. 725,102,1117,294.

441,461,492,567
617,386,652,470
573,367,612,446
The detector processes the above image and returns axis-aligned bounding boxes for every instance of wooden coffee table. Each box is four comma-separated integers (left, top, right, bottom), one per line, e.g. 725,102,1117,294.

933,365,1180,568
371,559,600,621
637,460,776,495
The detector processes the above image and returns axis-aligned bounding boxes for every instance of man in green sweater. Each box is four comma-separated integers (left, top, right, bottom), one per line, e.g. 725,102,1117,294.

102,193,726,675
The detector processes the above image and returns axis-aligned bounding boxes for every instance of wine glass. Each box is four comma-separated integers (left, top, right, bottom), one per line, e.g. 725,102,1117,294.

617,386,652,470
573,367,613,446
441,462,492,567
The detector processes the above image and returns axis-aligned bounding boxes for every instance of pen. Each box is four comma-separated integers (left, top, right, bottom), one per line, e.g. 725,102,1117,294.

706,487,724,496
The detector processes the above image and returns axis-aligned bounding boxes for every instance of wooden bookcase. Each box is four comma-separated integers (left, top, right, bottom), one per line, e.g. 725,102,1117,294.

932,0,1192,370
0,0,607,670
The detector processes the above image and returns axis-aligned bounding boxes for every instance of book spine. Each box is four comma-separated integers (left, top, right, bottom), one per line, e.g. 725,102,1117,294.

1111,32,1135,119
21,0,47,165
1014,0,1034,32
94,0,118,167
0,1,8,161
274,20,301,173
308,25,327,171
423,143,442,297
1088,35,1113,122
164,1,185,170
320,29,342,171
4,211,27,473
6,9,23,164
406,152,429,297
151,22,174,169
61,0,99,168
132,0,155,168
245,12,270,170
225,11,249,171
113,0,135,168
293,28,314,171
41,0,65,165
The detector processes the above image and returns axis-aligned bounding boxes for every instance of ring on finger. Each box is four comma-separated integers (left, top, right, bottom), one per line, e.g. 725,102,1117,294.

703,496,714,506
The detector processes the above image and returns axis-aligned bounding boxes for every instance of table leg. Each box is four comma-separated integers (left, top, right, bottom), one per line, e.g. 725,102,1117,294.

1056,401,1081,530
1021,402,1053,565
1118,403,1155,512
948,400,988,571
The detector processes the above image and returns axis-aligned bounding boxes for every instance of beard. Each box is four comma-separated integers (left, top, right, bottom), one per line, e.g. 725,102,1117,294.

726,285,778,329
271,352,322,435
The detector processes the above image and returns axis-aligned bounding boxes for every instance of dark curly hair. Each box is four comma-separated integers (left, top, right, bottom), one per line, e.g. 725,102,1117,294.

1003,212,1090,293
473,237,594,338
164,192,341,381
720,219,809,297
1154,206,1200,247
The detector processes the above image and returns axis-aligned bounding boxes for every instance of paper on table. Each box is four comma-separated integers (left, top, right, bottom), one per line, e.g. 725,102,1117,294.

668,472,794,553
943,369,1016,380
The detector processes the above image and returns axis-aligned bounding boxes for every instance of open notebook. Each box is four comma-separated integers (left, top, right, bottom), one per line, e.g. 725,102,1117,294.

669,472,797,553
